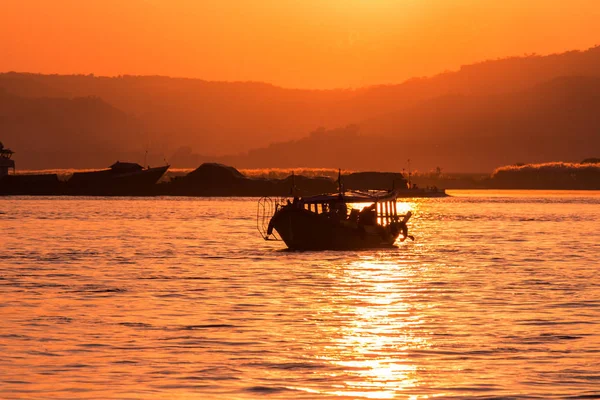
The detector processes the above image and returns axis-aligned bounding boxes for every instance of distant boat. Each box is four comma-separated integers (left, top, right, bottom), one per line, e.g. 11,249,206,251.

67,161,169,193
257,189,413,250
396,185,447,198
0,142,15,178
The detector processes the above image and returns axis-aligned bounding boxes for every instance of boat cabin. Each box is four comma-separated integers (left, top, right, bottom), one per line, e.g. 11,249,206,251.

296,190,403,227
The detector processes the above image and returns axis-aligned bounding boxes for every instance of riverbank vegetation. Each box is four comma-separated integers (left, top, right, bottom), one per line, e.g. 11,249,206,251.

490,161,600,189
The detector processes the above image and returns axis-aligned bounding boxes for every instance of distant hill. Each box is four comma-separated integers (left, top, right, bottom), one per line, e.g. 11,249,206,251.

2,45,600,170
221,76,600,172
0,74,362,159
0,90,142,168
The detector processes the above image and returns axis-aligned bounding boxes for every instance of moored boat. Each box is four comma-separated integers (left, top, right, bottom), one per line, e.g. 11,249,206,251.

67,161,169,194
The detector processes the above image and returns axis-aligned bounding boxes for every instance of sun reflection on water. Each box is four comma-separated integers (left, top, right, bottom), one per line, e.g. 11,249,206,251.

395,201,414,216
314,257,429,398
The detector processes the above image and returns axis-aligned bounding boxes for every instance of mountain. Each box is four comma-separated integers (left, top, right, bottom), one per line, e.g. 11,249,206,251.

0,74,361,158
0,90,142,169
1,45,600,170
221,76,600,172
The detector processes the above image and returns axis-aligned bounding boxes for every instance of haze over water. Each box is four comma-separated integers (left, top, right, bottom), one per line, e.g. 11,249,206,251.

1,191,599,399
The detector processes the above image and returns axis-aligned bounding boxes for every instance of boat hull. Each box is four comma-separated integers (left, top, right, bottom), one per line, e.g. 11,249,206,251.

269,207,400,250
67,165,169,195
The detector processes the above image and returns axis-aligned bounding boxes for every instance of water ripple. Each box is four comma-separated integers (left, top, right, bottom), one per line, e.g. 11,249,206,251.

0,192,599,399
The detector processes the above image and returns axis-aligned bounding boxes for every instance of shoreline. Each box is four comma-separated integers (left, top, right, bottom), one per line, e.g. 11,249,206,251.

2,160,599,196
2,189,600,201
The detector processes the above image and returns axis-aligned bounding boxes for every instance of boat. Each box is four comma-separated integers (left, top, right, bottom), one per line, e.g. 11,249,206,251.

67,161,169,194
257,184,414,251
0,142,15,178
396,185,447,198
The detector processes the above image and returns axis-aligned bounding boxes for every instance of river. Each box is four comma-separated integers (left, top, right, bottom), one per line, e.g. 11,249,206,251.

1,191,599,399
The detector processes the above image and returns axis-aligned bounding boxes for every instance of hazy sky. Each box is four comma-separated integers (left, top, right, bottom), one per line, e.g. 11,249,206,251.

2,0,600,88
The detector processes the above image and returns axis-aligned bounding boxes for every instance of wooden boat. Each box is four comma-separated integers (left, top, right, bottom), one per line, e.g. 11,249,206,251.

67,161,169,194
257,189,413,250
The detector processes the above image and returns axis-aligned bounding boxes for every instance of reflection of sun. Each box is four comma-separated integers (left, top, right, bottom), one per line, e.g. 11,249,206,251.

395,201,414,216
333,360,417,399
347,201,414,215
319,258,428,398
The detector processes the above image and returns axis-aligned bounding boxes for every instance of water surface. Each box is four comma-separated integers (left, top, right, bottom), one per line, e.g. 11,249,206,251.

1,191,599,399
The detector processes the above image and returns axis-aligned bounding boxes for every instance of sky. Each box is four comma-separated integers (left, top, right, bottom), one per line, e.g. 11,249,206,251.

1,0,600,89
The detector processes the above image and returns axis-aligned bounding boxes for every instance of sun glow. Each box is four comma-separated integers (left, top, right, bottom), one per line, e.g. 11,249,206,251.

2,1,599,89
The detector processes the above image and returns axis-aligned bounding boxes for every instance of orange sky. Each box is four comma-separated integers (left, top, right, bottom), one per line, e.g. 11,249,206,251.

1,0,600,89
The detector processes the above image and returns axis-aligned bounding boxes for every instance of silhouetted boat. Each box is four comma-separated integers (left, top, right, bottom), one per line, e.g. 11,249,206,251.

257,188,413,250
0,142,15,178
67,161,169,194
396,186,447,198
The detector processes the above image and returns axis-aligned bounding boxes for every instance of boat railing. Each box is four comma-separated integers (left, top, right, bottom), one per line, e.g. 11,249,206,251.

374,199,402,226
256,196,285,241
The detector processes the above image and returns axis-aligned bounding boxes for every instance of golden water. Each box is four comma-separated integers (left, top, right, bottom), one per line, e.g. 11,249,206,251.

1,191,599,399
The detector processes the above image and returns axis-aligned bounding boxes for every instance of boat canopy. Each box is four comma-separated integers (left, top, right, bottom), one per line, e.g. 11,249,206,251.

0,145,14,159
300,189,400,204
110,161,143,171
